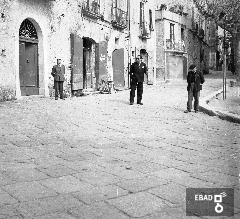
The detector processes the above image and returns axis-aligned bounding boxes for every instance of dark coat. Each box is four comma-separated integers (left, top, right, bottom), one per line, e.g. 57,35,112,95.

130,61,147,82
51,64,65,82
187,70,205,92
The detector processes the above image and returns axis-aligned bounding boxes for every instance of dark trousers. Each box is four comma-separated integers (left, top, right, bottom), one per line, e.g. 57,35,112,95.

54,81,64,99
187,89,200,111
130,80,143,103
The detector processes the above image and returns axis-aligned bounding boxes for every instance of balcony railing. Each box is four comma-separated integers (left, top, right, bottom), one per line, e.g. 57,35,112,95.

82,0,101,19
111,7,127,29
165,39,186,52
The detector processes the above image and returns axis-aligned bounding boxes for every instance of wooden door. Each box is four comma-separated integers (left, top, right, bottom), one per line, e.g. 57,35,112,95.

83,48,92,89
19,42,25,89
167,55,184,79
95,41,108,89
70,34,84,90
19,42,39,96
112,48,125,88
141,53,148,83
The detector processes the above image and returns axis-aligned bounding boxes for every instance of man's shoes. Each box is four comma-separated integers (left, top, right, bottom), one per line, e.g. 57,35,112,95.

184,110,191,113
137,102,143,105
130,102,134,105
195,110,199,113
55,97,58,100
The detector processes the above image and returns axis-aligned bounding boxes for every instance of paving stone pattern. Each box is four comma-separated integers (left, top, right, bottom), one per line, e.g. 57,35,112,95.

0,79,239,218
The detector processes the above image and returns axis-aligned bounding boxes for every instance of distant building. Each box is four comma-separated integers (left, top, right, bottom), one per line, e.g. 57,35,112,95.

216,26,234,72
155,1,217,81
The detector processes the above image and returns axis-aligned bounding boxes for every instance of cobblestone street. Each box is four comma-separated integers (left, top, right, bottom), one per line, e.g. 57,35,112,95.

0,79,240,219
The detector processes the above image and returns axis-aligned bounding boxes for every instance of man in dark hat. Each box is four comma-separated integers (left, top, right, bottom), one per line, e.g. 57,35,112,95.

51,58,65,100
185,64,205,113
129,55,148,105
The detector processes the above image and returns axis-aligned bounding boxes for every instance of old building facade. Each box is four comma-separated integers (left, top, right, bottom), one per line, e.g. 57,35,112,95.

127,0,156,85
155,0,217,81
155,8,188,80
0,0,155,100
1,0,219,101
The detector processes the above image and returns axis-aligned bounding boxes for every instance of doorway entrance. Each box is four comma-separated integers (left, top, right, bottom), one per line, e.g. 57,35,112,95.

83,37,96,90
140,49,148,83
167,54,184,79
112,48,125,88
19,19,39,96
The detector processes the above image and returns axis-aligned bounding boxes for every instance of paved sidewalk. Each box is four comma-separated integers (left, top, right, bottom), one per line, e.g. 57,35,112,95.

199,71,240,124
209,86,240,116
0,78,239,219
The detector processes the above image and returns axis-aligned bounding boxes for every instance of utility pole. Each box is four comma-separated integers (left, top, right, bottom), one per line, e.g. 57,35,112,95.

127,0,131,89
219,11,227,100
223,26,227,99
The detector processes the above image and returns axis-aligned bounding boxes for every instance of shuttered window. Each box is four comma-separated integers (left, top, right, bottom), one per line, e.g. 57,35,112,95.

140,2,144,27
149,9,153,30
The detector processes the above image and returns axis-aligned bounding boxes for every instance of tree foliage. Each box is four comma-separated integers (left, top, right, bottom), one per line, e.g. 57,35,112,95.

193,0,240,33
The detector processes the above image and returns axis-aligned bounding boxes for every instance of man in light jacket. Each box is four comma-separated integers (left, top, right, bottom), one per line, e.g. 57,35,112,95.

51,59,65,100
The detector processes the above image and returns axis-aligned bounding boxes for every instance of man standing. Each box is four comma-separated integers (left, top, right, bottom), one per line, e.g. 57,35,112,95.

51,58,65,100
129,55,147,105
184,64,205,113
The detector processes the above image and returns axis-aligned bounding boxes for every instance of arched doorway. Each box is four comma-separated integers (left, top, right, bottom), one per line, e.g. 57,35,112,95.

112,48,125,88
19,19,39,96
140,49,148,83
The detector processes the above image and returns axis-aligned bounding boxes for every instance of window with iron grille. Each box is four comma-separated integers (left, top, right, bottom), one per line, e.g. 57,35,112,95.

82,0,100,15
111,0,127,29
19,19,38,40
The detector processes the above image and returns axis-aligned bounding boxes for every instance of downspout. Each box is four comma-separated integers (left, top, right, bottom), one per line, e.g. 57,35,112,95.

127,0,131,88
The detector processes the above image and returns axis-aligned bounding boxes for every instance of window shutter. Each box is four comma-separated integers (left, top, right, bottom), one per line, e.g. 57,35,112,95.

70,34,83,90
140,2,143,27
112,48,125,88
149,9,153,30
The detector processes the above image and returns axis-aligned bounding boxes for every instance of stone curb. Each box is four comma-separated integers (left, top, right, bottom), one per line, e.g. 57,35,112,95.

199,89,240,124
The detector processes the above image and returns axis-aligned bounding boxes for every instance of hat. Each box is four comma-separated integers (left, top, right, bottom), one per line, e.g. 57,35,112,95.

189,64,196,70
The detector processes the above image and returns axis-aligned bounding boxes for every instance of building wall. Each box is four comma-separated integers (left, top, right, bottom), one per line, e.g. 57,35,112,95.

0,0,51,100
155,9,189,81
128,0,156,84
208,20,218,70
155,11,165,80
155,0,215,80
42,0,129,93
0,0,130,100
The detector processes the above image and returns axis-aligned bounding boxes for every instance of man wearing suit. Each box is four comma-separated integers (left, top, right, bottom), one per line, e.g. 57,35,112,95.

184,64,205,113
129,55,148,105
51,59,65,100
